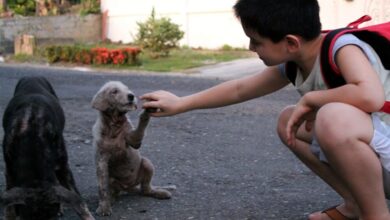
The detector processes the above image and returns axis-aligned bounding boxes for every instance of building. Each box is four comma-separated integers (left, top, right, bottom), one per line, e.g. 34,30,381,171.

101,0,390,49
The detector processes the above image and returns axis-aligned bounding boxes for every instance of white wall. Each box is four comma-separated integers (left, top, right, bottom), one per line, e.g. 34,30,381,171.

319,0,390,29
100,0,248,49
101,0,390,49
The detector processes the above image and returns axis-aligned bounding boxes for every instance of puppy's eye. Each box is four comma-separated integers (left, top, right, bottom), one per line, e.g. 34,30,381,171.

111,89,118,94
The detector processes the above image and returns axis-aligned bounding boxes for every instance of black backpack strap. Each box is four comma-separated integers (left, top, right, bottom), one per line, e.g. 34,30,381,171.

320,28,349,88
285,61,297,85
352,29,390,70
286,28,352,87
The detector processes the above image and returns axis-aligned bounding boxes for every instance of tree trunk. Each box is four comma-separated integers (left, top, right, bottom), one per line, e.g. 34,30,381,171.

0,0,6,13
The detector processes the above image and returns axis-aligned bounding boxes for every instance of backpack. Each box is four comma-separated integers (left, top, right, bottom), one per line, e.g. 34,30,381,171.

286,15,390,113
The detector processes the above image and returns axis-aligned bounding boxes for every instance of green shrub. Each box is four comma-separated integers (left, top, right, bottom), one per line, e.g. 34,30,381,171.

79,0,100,15
7,0,36,16
45,45,61,63
221,44,233,51
134,8,184,58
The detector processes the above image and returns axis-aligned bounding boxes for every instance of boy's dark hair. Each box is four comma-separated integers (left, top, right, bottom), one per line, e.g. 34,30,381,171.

234,0,322,42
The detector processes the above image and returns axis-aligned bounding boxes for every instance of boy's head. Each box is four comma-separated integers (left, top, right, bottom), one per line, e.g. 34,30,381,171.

234,0,321,43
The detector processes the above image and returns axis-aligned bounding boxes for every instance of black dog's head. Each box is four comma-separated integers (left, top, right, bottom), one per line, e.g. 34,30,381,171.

2,186,84,220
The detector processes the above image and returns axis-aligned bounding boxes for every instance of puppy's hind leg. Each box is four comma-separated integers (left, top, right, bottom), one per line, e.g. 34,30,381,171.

139,158,172,199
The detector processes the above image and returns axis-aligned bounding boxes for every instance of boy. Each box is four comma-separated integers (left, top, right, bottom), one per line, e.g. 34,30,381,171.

141,0,390,219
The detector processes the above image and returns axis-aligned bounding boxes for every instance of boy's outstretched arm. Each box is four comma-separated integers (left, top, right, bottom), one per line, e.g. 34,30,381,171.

141,66,290,117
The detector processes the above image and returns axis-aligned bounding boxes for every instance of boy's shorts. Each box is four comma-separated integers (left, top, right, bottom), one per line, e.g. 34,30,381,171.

310,113,390,199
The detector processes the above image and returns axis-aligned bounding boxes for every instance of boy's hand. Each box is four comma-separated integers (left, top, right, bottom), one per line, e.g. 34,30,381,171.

286,98,316,147
141,90,183,117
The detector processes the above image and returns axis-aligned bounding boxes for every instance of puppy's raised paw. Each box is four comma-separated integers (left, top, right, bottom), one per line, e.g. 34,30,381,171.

145,107,158,113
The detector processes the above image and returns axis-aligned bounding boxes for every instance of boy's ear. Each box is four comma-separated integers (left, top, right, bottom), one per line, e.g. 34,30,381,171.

284,35,301,52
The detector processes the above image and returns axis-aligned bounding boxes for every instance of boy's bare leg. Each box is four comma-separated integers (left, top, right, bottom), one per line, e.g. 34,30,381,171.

277,105,359,219
315,103,390,220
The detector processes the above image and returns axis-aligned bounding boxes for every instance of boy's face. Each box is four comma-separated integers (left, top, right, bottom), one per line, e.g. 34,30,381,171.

243,26,289,66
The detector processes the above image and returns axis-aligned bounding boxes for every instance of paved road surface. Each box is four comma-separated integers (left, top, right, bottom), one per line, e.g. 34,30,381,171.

0,62,344,220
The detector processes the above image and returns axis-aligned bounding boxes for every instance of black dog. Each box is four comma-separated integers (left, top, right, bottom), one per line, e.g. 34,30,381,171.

1,76,94,220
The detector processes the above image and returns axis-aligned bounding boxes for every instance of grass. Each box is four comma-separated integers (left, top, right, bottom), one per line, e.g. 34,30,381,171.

11,53,47,63
7,46,255,73
129,48,255,72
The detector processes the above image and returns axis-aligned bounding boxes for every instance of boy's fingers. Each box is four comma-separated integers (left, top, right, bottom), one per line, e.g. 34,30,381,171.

286,118,299,147
141,91,161,100
141,90,166,101
140,93,156,101
146,109,167,117
142,101,158,109
305,120,313,132
145,107,158,113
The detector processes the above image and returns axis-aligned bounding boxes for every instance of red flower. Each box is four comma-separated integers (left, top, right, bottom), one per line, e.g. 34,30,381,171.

90,46,141,65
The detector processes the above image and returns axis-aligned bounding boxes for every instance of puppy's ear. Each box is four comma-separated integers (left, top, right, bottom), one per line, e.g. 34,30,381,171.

91,91,109,111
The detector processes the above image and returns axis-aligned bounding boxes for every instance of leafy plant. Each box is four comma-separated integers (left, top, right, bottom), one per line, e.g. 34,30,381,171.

79,0,100,15
134,8,184,58
7,0,35,16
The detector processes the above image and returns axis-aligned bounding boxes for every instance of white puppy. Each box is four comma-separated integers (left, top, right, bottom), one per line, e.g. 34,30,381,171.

91,81,171,216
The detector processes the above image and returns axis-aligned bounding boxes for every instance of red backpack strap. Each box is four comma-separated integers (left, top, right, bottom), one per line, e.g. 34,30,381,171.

320,16,373,88
347,15,372,28
319,15,386,88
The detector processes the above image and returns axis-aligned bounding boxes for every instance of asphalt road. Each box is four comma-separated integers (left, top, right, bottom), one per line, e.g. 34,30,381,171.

0,64,342,220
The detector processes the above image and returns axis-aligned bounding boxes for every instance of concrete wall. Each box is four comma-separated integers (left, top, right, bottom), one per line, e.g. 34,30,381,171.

0,14,101,53
101,0,390,49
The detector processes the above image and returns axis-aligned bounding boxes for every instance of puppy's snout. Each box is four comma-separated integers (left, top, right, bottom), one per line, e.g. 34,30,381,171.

128,94,135,102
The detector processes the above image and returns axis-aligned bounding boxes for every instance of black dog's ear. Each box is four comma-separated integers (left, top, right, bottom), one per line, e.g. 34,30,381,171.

2,187,29,206
1,186,83,207
91,91,109,111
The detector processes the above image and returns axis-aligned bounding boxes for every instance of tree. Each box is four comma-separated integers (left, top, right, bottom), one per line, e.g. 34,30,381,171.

134,8,184,58
0,0,6,14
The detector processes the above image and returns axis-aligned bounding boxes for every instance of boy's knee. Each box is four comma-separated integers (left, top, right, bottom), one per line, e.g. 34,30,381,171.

316,103,372,150
316,103,347,132
315,103,353,148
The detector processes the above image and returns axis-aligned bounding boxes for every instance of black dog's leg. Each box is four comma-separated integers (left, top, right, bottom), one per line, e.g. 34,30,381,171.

3,137,18,220
55,164,95,220
50,186,95,220
55,140,94,220
56,163,81,195
4,179,18,220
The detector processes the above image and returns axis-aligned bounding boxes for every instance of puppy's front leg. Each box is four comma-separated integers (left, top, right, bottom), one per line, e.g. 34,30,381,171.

126,110,150,149
95,153,112,216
